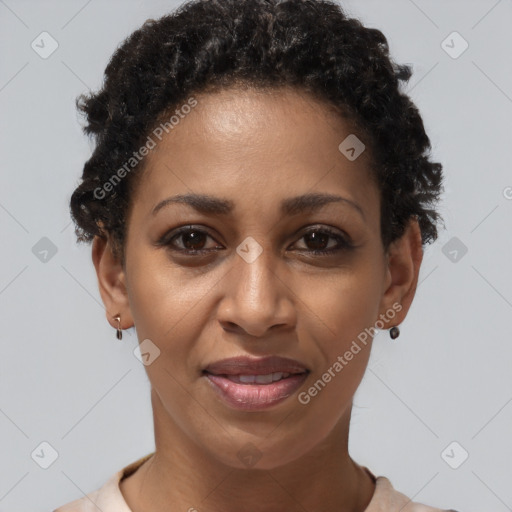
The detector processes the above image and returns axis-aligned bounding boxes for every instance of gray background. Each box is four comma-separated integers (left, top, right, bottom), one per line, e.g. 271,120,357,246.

1,0,511,511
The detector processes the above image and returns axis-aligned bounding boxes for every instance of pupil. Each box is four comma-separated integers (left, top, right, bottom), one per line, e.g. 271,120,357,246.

306,232,328,250
183,231,205,250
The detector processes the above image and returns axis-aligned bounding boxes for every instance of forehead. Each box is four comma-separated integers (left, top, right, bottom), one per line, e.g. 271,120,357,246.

130,85,378,218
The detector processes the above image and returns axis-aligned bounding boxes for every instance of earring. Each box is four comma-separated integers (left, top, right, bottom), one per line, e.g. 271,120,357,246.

113,314,122,340
389,326,400,340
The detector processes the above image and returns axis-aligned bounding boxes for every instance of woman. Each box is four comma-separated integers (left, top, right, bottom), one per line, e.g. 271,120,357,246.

55,0,457,510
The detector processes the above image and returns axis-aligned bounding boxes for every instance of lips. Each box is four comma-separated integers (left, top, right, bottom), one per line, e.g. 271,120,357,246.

202,356,310,411
203,355,309,376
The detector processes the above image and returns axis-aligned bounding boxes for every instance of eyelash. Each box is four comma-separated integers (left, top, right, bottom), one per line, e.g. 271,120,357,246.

157,225,354,256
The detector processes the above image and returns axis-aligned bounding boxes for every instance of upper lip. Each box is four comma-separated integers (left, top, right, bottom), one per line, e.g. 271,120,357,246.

203,356,310,376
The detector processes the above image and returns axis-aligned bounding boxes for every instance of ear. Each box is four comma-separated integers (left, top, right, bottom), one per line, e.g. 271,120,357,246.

377,216,423,327
91,235,133,331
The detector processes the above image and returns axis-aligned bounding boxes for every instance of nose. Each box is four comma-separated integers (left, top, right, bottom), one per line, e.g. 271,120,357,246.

217,241,296,338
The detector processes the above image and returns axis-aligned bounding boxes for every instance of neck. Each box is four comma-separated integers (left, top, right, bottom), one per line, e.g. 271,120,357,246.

120,389,375,512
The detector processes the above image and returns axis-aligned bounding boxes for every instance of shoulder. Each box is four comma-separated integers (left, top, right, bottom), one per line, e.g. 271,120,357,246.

52,453,154,512
52,470,125,512
364,468,457,512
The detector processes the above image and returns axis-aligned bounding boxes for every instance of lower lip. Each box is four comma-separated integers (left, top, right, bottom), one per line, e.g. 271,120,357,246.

204,372,309,411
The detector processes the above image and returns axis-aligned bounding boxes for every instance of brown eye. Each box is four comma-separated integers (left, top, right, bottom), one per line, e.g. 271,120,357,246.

294,227,353,255
303,231,331,251
174,229,209,251
158,226,222,254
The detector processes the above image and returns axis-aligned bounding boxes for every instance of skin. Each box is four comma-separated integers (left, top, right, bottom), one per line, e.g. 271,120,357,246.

92,85,423,512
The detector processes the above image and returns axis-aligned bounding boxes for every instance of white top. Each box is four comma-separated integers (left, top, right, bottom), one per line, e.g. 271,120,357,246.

53,453,457,512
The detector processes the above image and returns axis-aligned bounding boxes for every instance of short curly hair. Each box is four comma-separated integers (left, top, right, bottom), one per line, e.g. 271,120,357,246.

70,0,443,264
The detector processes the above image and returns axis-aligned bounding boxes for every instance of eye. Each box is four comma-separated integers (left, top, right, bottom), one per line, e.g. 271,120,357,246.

158,226,222,254
156,225,353,257
292,226,353,255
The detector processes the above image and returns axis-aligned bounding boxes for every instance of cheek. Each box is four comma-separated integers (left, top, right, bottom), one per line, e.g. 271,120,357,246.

300,260,384,346
302,279,377,390
126,250,206,340
125,254,209,406
289,276,379,448
125,251,220,392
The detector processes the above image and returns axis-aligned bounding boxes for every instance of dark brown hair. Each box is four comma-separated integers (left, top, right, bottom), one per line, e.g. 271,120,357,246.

70,0,443,263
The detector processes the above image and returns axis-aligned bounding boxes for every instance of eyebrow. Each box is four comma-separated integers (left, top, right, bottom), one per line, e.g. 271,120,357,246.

151,192,365,220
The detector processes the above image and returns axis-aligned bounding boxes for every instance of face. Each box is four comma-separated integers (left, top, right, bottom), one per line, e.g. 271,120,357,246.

94,85,422,470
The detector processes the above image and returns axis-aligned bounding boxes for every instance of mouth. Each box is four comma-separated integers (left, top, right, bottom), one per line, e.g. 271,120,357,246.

202,356,310,411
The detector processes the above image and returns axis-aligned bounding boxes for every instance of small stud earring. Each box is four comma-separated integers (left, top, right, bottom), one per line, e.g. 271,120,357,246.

113,315,122,340
389,326,400,340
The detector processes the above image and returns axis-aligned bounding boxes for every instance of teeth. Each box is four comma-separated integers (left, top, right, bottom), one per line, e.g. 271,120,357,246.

255,373,273,384
228,372,291,384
